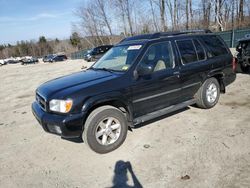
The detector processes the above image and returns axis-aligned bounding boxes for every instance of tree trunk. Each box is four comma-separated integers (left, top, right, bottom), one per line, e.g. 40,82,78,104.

215,0,224,31
189,0,193,29
96,0,113,36
238,0,244,28
186,0,189,30
202,0,211,29
160,0,167,32
125,0,133,35
173,0,177,30
166,0,174,30
149,0,159,32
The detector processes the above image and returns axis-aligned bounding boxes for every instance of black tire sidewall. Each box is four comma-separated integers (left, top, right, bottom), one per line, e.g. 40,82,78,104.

202,78,220,108
241,64,249,73
84,108,128,154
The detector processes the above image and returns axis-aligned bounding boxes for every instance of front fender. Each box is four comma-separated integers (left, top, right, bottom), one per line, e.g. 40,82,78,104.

81,91,133,122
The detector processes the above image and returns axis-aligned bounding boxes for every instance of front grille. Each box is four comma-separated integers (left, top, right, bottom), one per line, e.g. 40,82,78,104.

36,93,46,111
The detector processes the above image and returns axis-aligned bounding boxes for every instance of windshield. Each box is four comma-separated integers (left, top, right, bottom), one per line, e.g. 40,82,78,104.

92,44,142,71
46,54,54,58
83,49,91,55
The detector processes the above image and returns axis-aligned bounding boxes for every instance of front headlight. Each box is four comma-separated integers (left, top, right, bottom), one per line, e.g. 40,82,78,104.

49,99,73,113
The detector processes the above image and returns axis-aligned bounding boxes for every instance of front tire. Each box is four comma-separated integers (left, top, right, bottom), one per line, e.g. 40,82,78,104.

195,78,220,109
83,105,128,154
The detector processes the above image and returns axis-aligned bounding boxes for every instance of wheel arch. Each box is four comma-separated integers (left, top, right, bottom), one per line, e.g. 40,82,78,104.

82,93,133,130
207,72,225,93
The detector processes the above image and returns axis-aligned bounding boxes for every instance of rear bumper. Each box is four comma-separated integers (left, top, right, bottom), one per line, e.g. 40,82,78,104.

32,102,85,138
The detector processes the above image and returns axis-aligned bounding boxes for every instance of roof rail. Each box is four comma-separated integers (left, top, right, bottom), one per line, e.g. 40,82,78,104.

150,29,212,39
118,29,213,44
179,29,212,34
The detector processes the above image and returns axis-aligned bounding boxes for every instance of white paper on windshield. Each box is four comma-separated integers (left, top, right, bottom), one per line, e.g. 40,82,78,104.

128,45,142,50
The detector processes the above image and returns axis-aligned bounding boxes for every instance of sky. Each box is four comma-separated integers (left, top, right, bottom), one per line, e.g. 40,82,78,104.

0,0,84,45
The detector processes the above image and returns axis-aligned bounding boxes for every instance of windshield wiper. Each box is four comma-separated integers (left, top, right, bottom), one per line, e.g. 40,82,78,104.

89,67,116,73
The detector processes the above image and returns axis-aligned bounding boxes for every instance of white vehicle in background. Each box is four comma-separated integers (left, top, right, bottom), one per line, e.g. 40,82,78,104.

4,57,19,64
0,59,7,66
15,57,22,62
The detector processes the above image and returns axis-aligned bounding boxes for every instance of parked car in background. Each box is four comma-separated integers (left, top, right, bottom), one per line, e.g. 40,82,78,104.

4,57,20,64
21,56,39,65
236,37,250,72
0,59,7,66
84,45,113,62
52,54,67,62
32,30,236,153
43,54,67,63
43,54,54,62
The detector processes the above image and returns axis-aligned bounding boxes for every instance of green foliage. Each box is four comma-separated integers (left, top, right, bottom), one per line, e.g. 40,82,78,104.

39,36,47,43
55,38,60,43
141,25,150,34
70,32,81,48
0,36,58,58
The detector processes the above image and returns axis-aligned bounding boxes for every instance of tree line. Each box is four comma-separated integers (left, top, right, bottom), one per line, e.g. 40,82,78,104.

75,0,250,45
0,36,77,59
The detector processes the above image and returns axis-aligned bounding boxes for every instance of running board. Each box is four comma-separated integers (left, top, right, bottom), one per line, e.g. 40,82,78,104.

133,99,196,125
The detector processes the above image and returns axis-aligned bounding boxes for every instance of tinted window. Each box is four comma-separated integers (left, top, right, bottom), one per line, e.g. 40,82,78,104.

99,47,105,53
193,39,206,60
97,47,102,53
201,36,228,57
139,42,174,72
91,48,98,55
176,40,198,64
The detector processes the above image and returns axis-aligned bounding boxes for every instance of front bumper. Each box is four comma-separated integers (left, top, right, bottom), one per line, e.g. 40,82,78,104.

84,56,92,61
32,102,85,138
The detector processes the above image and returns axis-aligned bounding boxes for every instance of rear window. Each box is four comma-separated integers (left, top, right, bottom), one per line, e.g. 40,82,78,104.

200,35,228,57
176,40,198,64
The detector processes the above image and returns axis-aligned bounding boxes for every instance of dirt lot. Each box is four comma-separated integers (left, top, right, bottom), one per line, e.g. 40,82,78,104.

0,60,250,188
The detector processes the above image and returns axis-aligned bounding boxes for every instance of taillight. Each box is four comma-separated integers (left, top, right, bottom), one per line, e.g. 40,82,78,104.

232,57,236,72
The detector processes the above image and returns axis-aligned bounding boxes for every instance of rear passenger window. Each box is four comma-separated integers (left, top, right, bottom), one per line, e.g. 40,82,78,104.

176,40,198,64
201,36,228,57
194,39,206,60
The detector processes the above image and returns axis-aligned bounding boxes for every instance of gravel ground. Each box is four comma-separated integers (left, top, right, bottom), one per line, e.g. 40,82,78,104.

0,60,250,188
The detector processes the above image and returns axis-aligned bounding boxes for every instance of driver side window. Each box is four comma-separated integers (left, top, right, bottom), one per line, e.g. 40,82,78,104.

139,41,174,73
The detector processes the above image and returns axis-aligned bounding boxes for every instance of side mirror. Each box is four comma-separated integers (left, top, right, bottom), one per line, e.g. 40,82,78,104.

137,64,153,76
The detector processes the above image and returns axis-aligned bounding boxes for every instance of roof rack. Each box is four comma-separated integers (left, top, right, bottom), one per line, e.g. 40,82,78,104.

151,29,212,39
119,29,212,44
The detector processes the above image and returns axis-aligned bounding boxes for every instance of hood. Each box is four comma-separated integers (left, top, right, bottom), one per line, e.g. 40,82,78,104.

37,69,117,99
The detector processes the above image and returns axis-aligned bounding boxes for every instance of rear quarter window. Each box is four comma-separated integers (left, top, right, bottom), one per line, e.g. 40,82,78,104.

200,35,228,57
176,39,198,64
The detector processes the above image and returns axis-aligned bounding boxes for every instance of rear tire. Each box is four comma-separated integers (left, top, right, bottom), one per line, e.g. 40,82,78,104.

241,64,249,73
195,78,220,109
83,105,128,154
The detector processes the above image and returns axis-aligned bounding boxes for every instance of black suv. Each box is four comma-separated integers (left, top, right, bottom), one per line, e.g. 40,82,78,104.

84,45,113,62
236,38,250,72
43,54,67,63
32,30,236,153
